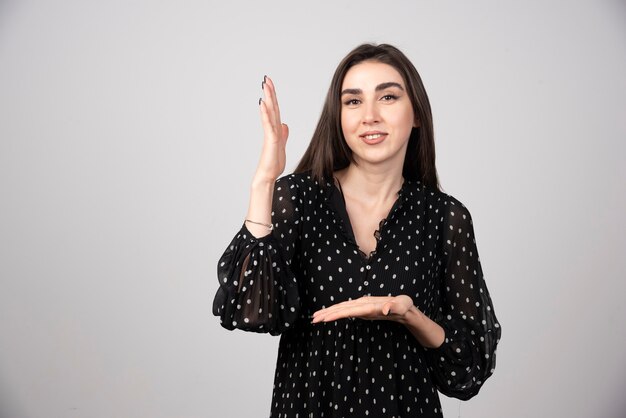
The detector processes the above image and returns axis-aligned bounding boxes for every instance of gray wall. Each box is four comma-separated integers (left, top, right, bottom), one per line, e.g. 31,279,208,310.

1,0,625,417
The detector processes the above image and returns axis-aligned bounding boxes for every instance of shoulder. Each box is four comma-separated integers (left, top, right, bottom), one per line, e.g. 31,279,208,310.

442,197,474,236
412,182,475,226
403,181,468,209
276,172,330,198
437,191,471,217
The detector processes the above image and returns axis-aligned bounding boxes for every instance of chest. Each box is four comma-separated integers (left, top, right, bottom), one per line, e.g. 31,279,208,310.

343,197,394,258
295,198,445,314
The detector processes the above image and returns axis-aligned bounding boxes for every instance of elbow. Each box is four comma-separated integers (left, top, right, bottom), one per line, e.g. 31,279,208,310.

434,367,491,400
428,328,500,400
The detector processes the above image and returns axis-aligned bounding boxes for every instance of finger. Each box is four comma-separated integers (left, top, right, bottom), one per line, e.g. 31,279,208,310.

382,301,393,316
314,296,387,317
261,79,278,131
312,304,352,322
328,296,396,320
314,299,380,321
312,298,368,318
312,299,354,317
281,123,289,143
386,298,413,317
264,76,282,127
318,304,381,322
312,306,361,323
259,100,275,138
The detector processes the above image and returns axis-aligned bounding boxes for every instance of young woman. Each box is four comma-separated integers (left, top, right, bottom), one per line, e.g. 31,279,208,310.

213,43,501,417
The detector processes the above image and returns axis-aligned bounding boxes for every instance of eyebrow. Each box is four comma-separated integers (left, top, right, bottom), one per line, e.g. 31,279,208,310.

341,82,405,96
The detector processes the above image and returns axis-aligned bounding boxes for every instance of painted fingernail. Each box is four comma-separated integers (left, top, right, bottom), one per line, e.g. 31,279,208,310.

262,80,265,90
263,75,267,82
258,97,262,105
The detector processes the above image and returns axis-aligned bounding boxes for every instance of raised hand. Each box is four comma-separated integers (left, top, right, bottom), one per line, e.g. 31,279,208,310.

244,76,289,238
254,76,289,185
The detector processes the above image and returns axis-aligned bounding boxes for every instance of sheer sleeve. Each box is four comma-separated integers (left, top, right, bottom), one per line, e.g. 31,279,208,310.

212,175,302,336
426,200,501,400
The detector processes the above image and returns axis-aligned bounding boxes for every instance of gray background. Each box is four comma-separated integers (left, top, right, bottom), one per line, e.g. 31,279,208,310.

1,0,625,417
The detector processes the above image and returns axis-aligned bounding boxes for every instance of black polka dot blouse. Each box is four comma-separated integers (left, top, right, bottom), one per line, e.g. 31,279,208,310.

213,172,501,417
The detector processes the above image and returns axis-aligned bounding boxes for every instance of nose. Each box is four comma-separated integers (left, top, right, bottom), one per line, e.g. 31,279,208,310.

362,101,380,125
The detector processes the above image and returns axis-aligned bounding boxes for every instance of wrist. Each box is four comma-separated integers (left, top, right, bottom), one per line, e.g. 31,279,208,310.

251,174,276,189
401,306,445,349
398,305,422,325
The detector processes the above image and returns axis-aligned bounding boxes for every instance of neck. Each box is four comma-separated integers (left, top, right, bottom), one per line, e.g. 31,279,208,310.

335,163,404,205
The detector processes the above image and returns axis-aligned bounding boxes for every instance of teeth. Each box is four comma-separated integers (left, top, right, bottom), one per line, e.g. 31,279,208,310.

364,134,383,140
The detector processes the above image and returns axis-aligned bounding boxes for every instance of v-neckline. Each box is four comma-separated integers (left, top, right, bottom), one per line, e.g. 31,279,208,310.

331,177,404,261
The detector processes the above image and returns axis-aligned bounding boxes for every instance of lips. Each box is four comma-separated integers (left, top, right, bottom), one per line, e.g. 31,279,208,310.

359,131,387,145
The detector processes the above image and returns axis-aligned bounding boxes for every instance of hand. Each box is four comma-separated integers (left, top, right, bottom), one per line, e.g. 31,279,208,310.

254,76,289,185
311,295,415,323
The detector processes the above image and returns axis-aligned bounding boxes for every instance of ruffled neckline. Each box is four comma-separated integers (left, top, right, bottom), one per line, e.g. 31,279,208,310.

323,178,412,261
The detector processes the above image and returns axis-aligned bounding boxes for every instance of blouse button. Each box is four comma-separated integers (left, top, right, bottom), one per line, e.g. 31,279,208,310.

363,281,369,286
366,265,371,270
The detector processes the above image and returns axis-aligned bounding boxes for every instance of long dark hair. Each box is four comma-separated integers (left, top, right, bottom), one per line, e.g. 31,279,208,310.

294,43,440,191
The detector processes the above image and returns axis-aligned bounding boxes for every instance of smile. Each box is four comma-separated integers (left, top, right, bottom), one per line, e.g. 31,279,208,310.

360,132,387,144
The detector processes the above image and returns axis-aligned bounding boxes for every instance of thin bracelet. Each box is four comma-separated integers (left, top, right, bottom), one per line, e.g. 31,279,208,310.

245,219,274,231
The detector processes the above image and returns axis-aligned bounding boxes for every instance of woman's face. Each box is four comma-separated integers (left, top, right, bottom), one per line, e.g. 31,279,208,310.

340,61,417,170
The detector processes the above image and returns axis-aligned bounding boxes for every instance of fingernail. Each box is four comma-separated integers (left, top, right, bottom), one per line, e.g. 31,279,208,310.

386,308,392,316
259,97,262,105
262,80,265,90
263,75,267,82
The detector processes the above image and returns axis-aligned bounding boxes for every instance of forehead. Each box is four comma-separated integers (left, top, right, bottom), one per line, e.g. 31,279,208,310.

342,61,405,89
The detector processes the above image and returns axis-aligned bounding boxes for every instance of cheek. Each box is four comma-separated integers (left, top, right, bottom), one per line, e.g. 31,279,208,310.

340,111,357,135
389,107,415,133
341,110,351,125
387,113,413,132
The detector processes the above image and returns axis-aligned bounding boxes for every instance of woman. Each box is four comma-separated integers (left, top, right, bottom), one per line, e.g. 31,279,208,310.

213,43,501,417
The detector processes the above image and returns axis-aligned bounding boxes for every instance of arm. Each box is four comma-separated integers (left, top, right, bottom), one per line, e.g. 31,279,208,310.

213,175,301,335
311,295,445,348
212,77,300,335
424,201,501,400
310,201,501,399
246,76,289,239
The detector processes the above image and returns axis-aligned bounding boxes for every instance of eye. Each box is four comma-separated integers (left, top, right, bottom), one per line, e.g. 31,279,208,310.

343,98,361,106
381,94,398,101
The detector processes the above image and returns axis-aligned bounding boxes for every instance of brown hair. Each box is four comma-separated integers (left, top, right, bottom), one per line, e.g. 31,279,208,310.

294,43,440,191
